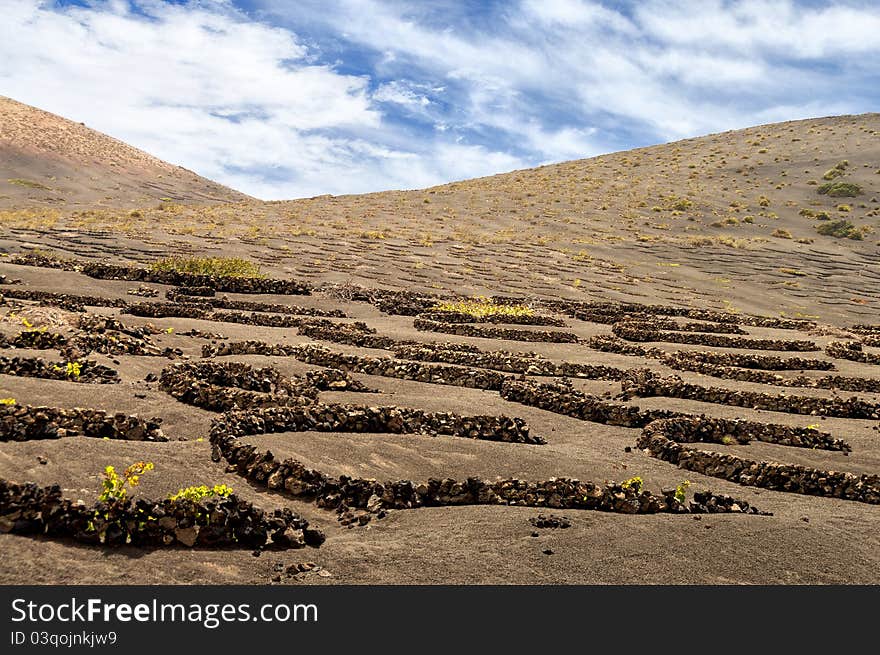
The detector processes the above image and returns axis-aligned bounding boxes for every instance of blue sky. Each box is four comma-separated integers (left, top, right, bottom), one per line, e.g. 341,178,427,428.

1,0,878,199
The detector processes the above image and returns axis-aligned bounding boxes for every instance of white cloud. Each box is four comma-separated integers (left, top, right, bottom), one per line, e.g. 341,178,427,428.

2,0,878,199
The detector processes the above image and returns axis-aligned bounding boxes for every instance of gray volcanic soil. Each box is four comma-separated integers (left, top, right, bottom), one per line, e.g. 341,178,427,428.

1,261,878,584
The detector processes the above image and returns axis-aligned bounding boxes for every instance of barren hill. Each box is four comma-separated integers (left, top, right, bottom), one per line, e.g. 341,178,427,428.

0,96,249,209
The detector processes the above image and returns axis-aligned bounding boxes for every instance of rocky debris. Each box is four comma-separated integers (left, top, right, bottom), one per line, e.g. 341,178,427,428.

850,324,880,336
660,352,880,393
0,274,22,285
159,361,319,412
124,302,311,328
180,328,227,340
639,414,848,451
417,310,567,327
579,315,747,335
280,343,514,391
656,348,833,371
620,368,880,419
127,286,159,298
81,262,312,295
0,330,69,350
7,253,78,270
0,479,323,549
0,288,127,312
168,285,215,297
826,341,880,365
317,284,442,316
393,343,625,380
297,320,409,349
0,356,120,383
413,317,580,343
499,378,851,450
209,425,767,515
165,289,345,317
529,514,571,529
689,491,771,515
60,315,174,359
203,340,302,358
612,321,819,351
212,403,542,445
0,404,165,442
638,420,878,504
499,378,671,428
530,298,815,331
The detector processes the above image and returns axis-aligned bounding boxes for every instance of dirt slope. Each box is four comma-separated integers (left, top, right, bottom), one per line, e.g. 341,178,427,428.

2,105,877,325
0,96,249,209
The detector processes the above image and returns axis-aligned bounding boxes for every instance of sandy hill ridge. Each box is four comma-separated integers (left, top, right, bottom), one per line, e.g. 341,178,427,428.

0,96,249,208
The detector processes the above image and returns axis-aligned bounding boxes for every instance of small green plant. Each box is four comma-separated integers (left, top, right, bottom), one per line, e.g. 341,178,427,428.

817,181,862,197
168,484,233,503
771,228,792,239
99,461,154,505
150,256,263,278
621,476,643,494
674,480,691,504
0,398,16,405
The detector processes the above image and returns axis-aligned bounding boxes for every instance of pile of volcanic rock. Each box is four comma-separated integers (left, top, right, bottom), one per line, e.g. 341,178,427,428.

0,356,119,383
660,352,880,393
0,288,127,312
638,414,848,451
165,289,346,317
66,314,178,359
81,262,312,295
392,343,625,380
499,378,672,428
532,298,815,330
498,378,857,452
278,343,513,391
826,341,880,365
0,330,69,351
125,301,311,328
159,361,317,412
209,423,766,516
211,403,541,445
126,286,159,298
297,320,410,349
620,369,880,419
0,404,166,442
413,317,580,343
638,419,878,504
0,479,323,549
611,321,818,351
417,310,567,327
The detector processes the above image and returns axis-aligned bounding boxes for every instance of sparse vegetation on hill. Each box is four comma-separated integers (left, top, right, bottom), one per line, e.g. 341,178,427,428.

815,219,863,240
818,181,862,197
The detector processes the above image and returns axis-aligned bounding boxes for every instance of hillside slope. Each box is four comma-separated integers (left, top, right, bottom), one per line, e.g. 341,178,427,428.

0,102,878,324
0,96,249,208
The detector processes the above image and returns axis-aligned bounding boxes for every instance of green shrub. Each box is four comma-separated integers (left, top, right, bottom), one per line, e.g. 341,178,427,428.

815,220,863,240
150,257,264,278
817,182,862,197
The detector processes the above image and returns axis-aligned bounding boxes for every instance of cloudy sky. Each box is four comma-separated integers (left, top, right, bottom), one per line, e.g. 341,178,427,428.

1,1,878,199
